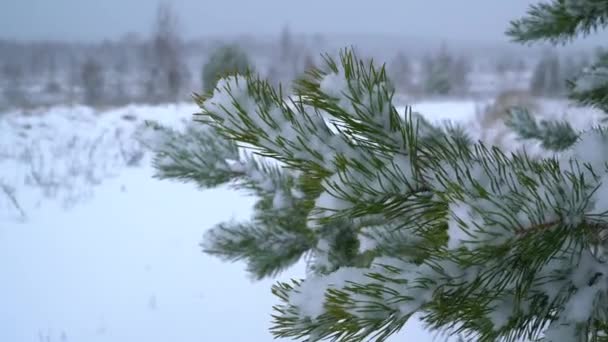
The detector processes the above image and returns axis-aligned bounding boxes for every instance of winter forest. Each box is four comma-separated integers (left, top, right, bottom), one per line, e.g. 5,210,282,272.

3,0,608,341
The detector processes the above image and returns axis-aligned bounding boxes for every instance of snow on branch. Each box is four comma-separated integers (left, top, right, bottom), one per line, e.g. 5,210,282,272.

147,47,608,341
570,57,608,113
505,107,579,151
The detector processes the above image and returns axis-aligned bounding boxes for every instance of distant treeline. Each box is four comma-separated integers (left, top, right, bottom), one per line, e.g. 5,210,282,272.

0,3,602,111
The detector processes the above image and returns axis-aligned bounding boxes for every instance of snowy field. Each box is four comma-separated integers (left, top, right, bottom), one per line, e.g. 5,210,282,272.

0,99,601,341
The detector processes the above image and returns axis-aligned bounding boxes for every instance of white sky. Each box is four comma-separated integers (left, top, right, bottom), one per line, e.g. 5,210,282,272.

0,0,561,42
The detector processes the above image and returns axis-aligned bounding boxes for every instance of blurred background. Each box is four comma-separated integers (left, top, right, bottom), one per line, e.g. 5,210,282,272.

2,0,606,110
1,1,607,341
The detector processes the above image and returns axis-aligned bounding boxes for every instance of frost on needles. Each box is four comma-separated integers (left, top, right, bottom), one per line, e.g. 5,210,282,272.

141,2,608,341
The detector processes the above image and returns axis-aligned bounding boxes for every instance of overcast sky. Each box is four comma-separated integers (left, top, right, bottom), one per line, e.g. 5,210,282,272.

2,0,606,44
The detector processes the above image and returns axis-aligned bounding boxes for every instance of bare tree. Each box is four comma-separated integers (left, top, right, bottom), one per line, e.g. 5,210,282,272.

66,54,80,106
303,53,316,72
279,25,293,64
529,50,563,97
148,2,187,102
2,63,27,107
80,58,105,106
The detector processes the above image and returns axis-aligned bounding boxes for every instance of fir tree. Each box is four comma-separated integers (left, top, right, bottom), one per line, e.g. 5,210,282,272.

142,1,608,341
201,44,253,94
422,45,454,95
388,51,414,93
530,51,566,97
421,44,470,96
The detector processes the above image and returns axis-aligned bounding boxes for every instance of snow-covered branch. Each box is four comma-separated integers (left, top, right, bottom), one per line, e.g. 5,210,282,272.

148,42,608,340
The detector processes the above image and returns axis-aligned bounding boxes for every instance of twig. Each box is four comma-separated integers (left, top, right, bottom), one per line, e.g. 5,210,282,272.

514,220,558,236
0,182,26,219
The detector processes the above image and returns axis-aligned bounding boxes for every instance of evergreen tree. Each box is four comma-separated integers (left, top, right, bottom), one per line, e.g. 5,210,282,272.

422,45,454,95
388,51,414,93
450,55,472,96
143,1,608,341
201,44,253,94
421,44,470,96
546,53,562,95
530,55,549,96
561,55,581,91
530,51,565,97
280,25,294,64
303,53,316,72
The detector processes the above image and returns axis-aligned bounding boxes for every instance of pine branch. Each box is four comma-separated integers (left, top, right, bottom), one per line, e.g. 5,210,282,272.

271,260,437,342
138,120,305,198
138,120,320,279
146,38,608,340
193,72,359,176
295,50,407,155
507,0,608,45
569,55,608,113
505,107,580,151
203,221,315,279
200,168,318,280
137,121,243,188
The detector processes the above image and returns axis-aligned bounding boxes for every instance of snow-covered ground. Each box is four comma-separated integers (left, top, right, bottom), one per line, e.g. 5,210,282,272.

0,99,601,341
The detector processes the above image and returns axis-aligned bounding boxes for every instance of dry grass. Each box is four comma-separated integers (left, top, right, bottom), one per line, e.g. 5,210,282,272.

475,89,540,150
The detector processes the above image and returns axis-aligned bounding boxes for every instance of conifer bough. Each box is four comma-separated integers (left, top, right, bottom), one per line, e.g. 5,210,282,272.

142,1,608,341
